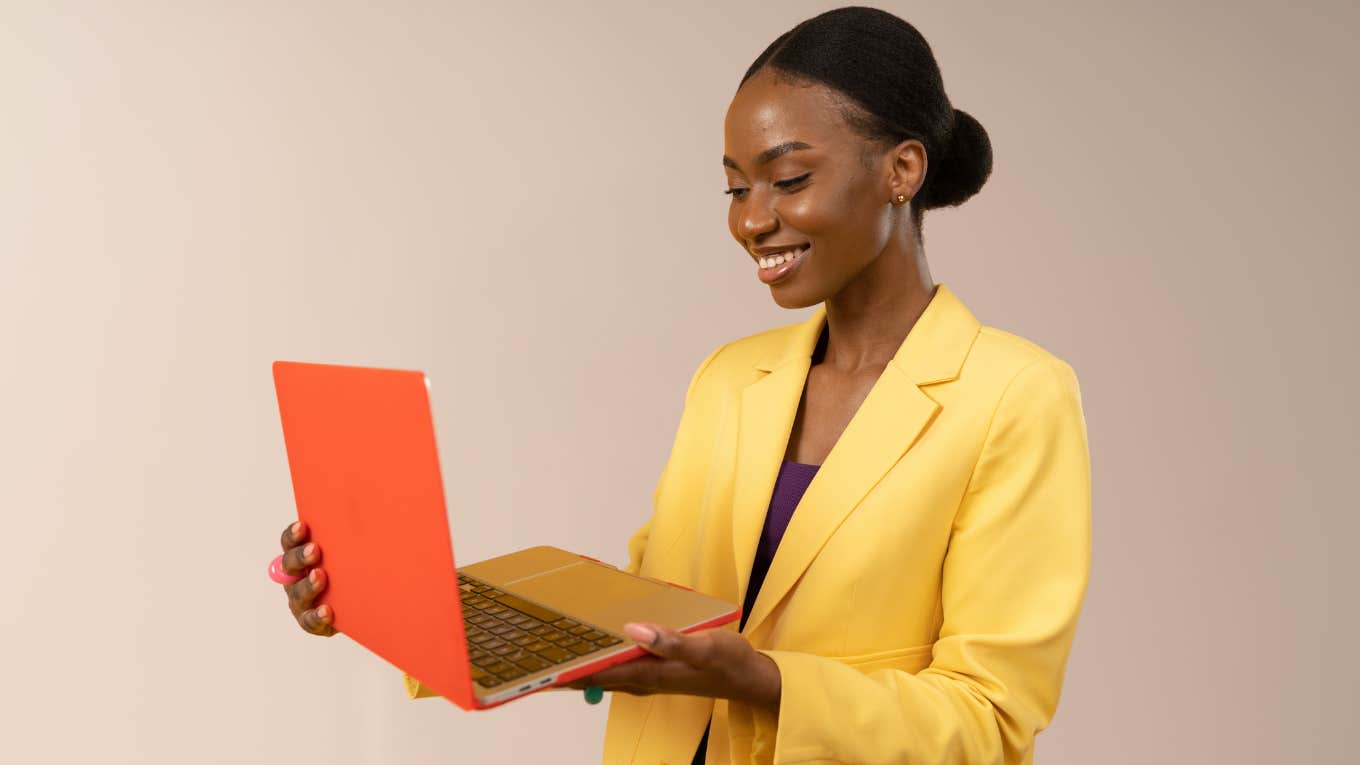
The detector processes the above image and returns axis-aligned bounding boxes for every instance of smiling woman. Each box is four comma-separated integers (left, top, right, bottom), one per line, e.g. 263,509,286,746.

574,5,1088,765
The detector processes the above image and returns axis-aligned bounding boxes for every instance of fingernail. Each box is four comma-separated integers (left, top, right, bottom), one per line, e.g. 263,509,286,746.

309,569,321,587
623,623,657,644
303,542,316,559
317,604,330,621
290,521,302,538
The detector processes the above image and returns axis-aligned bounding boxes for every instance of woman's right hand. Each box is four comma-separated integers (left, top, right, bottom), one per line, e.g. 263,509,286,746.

279,520,336,636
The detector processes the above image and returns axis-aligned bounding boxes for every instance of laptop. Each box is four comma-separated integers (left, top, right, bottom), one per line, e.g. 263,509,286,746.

271,360,740,709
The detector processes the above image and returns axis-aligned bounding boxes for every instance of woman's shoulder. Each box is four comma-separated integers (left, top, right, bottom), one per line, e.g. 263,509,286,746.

956,324,1083,426
676,316,809,402
970,324,1077,380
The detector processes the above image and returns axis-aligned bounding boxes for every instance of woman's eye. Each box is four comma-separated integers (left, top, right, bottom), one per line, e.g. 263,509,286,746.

723,173,811,199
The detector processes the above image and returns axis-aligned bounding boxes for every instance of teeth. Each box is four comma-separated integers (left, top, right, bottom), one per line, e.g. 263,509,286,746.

759,246,806,269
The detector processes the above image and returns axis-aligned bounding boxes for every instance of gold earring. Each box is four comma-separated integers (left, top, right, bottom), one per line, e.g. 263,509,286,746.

893,194,907,205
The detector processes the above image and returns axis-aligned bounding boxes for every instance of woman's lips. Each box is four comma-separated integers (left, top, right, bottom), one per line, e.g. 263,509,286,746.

756,245,809,284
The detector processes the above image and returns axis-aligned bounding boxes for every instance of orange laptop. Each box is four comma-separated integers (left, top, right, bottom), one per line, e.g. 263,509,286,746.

272,360,739,709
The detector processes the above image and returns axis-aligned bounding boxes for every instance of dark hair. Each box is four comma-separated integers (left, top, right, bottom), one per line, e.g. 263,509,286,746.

740,6,993,235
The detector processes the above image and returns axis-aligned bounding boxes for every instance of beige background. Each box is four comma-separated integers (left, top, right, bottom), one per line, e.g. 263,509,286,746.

2,1,1355,762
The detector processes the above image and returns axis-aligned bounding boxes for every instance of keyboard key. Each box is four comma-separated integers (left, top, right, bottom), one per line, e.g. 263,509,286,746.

583,630,605,641
536,646,571,663
552,618,577,628
566,642,595,656
515,655,550,672
511,635,537,647
594,636,622,647
488,593,565,624
484,658,524,675
567,625,591,635
526,641,551,653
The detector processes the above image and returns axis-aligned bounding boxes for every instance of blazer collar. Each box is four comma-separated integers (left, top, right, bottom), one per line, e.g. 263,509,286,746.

731,283,981,639
751,282,980,383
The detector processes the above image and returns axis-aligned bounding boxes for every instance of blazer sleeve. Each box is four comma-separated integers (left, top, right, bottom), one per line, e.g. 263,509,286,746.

624,339,729,575
750,357,1092,764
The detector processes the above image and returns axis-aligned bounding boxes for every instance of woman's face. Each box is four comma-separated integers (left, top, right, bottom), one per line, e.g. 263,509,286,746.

723,69,921,308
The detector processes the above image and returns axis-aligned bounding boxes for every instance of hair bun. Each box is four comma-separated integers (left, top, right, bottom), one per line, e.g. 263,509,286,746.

919,107,994,211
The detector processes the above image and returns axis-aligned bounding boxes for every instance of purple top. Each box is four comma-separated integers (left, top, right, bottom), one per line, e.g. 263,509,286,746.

740,459,820,631
693,459,820,764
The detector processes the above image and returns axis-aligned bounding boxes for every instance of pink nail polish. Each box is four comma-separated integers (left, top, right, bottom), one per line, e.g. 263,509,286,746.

624,623,657,644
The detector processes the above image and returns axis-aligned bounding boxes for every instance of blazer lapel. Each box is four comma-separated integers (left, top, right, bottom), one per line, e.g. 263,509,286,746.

731,283,982,639
729,307,825,622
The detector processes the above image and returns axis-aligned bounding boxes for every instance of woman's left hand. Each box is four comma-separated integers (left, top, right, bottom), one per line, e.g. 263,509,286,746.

564,622,781,711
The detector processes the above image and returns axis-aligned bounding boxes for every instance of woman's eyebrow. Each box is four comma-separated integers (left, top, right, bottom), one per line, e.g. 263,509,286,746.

722,140,815,171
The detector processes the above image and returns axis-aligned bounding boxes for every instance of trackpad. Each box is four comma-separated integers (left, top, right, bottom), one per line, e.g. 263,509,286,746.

508,562,730,636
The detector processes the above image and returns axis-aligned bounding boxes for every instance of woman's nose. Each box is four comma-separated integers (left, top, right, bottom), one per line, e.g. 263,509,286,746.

737,192,778,242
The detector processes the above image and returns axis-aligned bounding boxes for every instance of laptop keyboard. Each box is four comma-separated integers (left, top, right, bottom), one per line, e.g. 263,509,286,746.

458,571,624,689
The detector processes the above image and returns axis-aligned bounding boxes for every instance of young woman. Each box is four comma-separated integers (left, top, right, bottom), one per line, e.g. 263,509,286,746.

274,7,1091,764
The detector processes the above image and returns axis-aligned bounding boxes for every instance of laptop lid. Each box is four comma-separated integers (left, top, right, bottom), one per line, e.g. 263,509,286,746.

272,360,474,708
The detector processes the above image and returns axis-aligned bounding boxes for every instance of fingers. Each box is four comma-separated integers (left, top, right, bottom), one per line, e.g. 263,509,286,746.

564,675,652,695
287,566,327,611
572,655,691,691
277,519,333,637
279,520,308,552
281,541,319,575
287,564,336,637
298,603,336,637
626,623,718,669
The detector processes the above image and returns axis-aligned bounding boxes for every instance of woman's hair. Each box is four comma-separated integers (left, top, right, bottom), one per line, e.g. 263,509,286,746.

740,6,993,235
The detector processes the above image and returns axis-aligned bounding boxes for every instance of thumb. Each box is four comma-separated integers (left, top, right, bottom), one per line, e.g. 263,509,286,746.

624,622,712,666
623,622,667,652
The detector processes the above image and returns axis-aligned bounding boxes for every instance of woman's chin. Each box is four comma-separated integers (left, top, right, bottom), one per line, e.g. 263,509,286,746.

770,289,821,310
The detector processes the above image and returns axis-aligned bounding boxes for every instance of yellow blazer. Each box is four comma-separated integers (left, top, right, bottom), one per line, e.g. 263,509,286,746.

411,283,1092,765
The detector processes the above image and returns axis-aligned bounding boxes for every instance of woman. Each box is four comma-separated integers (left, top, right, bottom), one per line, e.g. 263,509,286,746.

274,6,1091,764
